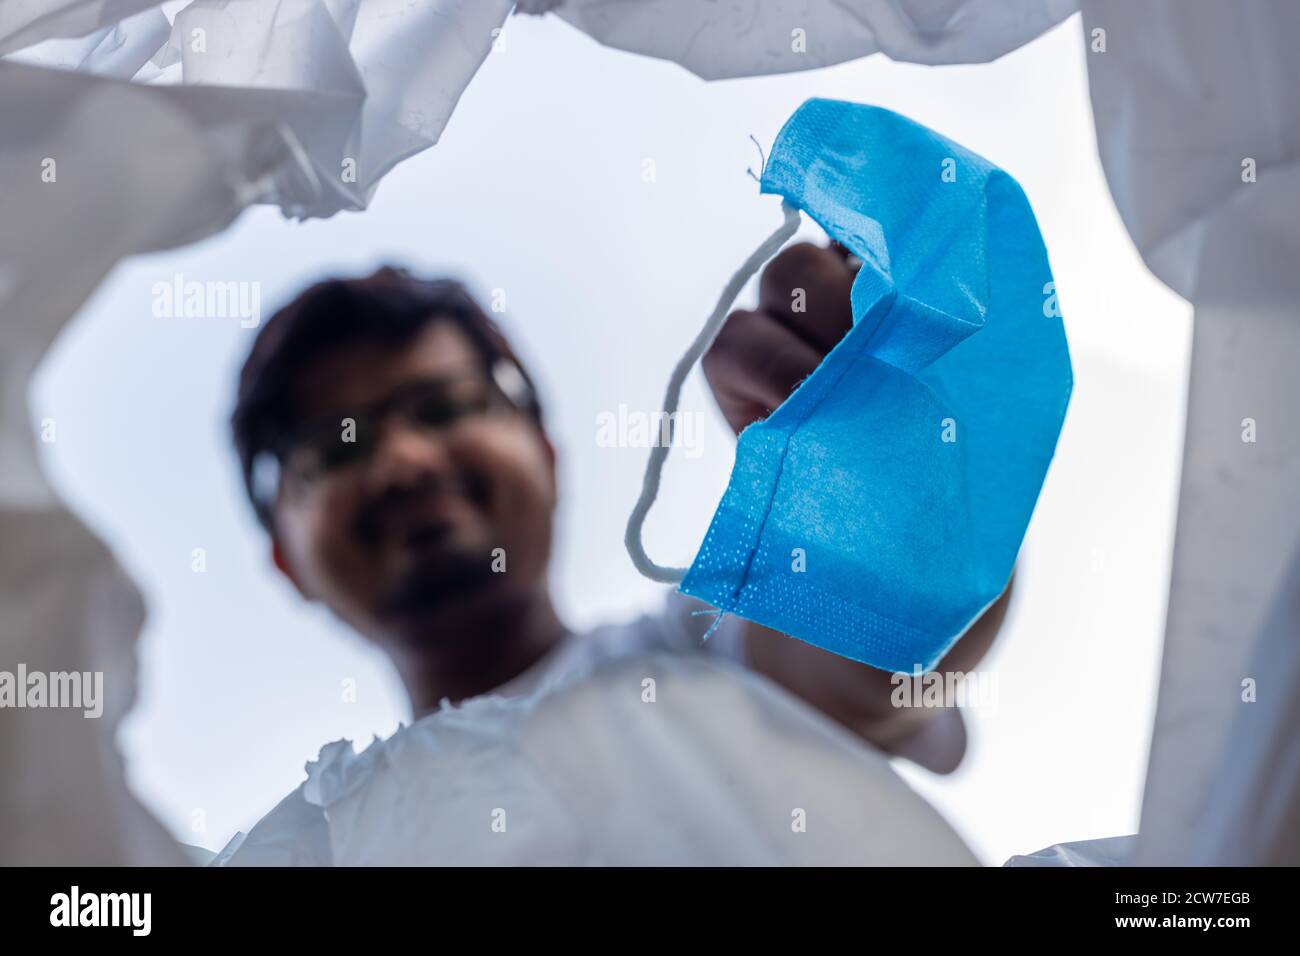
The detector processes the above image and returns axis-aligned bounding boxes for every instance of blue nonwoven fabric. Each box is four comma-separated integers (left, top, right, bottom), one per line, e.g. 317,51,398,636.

680,98,1072,673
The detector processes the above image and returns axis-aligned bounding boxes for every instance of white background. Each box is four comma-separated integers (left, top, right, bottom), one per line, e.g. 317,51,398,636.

33,12,1190,864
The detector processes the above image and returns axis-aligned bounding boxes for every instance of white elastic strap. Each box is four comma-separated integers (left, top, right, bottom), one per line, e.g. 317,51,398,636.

625,200,802,583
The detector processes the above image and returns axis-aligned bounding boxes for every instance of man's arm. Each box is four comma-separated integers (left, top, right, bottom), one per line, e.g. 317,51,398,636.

701,239,1012,772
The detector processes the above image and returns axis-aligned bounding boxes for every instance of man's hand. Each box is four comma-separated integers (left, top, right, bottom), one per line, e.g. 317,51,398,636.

700,238,1011,773
702,241,856,435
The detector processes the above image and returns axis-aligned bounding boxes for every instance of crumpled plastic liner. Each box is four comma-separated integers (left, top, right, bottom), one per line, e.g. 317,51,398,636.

217,652,977,866
3,1,515,220
682,100,1071,673
553,0,1078,81
0,62,239,864
0,1,1079,218
1076,0,1300,867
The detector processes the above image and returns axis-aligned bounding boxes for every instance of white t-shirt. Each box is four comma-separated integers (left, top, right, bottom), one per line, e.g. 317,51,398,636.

214,591,752,866
215,597,978,866
493,590,750,700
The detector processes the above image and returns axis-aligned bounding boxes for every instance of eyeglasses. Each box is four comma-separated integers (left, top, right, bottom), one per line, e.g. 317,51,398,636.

250,358,533,516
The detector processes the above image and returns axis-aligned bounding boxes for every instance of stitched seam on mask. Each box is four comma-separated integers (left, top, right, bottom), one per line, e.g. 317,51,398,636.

736,571,945,670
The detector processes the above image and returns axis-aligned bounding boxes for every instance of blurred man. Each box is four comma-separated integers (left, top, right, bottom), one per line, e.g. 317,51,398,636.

232,243,1010,774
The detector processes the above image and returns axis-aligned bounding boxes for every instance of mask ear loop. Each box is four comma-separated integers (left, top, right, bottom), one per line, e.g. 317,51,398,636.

625,200,802,583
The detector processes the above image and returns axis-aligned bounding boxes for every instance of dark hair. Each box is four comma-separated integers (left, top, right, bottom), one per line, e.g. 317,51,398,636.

232,266,542,529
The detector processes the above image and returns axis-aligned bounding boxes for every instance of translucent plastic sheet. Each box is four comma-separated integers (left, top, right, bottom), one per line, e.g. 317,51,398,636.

6,1,513,218
1077,0,1300,867
4,0,1298,865
0,67,234,863
551,0,1078,80
0,0,510,864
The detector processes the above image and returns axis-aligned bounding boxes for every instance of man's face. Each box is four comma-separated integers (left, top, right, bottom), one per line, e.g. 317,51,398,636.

269,320,556,644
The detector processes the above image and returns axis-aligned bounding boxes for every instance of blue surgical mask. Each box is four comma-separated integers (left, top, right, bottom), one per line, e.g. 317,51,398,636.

660,99,1071,673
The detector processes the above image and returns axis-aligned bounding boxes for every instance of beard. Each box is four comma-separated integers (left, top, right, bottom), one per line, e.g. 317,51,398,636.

376,541,501,620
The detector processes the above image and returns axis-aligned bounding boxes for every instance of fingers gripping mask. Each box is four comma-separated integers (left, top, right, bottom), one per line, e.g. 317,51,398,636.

627,98,1072,673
